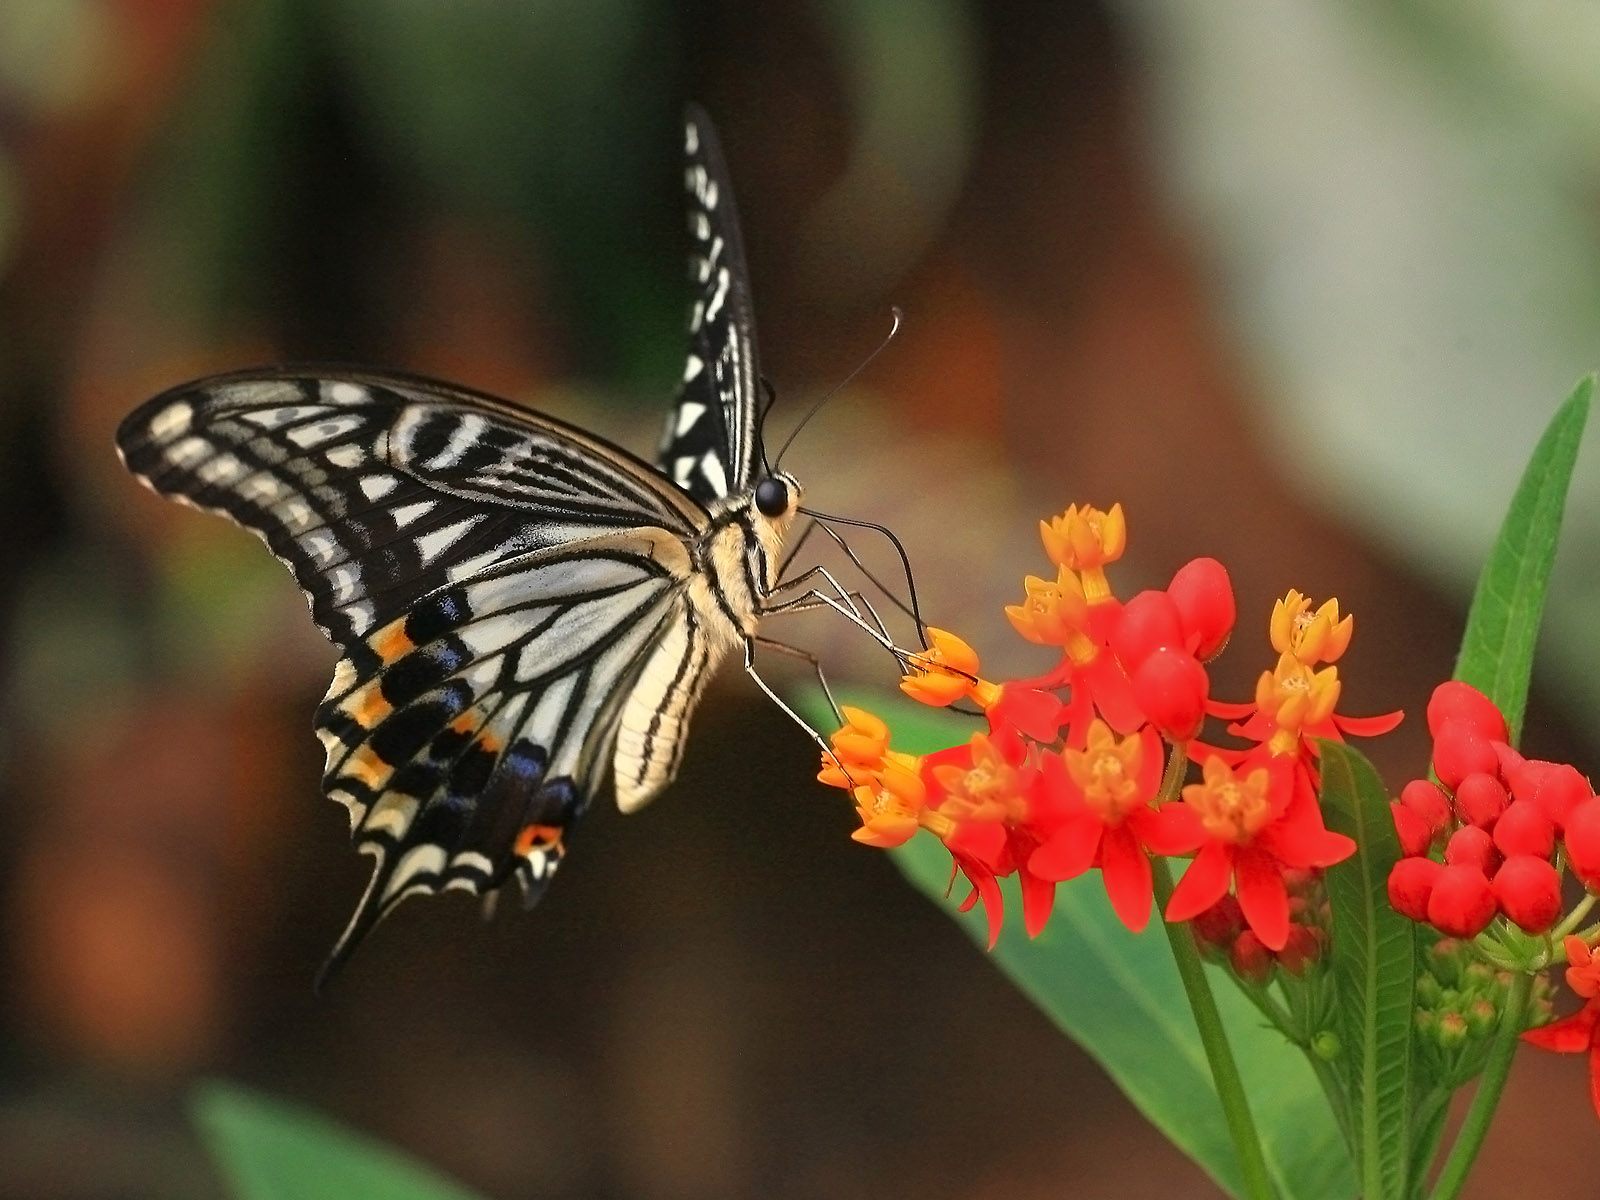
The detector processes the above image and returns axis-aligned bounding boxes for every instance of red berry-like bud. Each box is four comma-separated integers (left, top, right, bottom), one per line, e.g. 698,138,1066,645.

1531,763,1592,831
1111,591,1185,672
1445,825,1499,876
1191,894,1244,948
1563,797,1600,890
1492,855,1563,934
1167,557,1235,661
1491,741,1526,782
1508,758,1559,806
1387,856,1443,922
1131,648,1209,743
1400,779,1451,836
1277,924,1324,976
1426,864,1498,938
1433,725,1498,791
1492,801,1556,860
1453,772,1508,829
1426,681,1509,743
1230,930,1274,985
1391,801,1432,858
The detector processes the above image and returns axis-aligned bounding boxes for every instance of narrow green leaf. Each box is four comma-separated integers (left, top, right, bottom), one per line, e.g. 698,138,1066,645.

893,838,1352,1199
1453,374,1593,741
191,1080,488,1200
1319,741,1416,1200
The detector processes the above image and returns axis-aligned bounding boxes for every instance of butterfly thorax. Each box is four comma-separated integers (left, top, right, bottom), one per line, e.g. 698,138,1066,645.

612,472,799,815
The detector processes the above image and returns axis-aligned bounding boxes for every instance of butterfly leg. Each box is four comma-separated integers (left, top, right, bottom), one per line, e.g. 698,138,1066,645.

743,637,851,780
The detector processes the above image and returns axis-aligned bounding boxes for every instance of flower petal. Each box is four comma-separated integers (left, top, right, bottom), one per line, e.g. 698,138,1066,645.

1166,842,1234,923
1030,816,1104,882
1235,848,1291,951
1129,803,1205,856
1523,1003,1600,1054
1019,865,1057,939
1100,823,1154,932
1334,710,1405,738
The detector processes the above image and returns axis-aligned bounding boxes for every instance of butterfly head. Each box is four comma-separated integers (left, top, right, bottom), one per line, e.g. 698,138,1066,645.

753,471,802,521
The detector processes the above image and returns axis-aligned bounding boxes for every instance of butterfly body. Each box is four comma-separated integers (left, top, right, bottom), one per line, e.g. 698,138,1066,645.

115,108,816,976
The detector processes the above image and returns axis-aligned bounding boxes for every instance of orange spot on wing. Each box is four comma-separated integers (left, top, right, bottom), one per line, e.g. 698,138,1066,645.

515,824,564,856
342,684,393,728
371,619,414,664
451,713,480,735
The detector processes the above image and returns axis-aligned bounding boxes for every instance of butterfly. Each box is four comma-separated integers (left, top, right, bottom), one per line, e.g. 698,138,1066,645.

115,106,875,981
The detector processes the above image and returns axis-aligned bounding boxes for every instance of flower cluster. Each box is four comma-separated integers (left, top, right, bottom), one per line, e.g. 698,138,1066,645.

1523,936,1600,1113
819,503,1397,952
1386,682,1596,939
1191,870,1330,985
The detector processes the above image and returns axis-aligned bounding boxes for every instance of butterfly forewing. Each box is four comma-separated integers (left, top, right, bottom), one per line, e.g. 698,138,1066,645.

117,371,711,975
658,104,762,503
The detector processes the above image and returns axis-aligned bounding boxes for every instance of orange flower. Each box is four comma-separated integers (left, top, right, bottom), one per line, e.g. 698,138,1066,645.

850,756,929,848
818,706,891,789
901,627,994,708
1566,935,1600,1001
1040,502,1126,585
1005,567,1091,651
1270,591,1353,666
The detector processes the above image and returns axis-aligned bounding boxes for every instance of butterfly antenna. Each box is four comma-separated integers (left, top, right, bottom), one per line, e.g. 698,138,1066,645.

797,505,931,648
757,376,779,473
773,306,902,469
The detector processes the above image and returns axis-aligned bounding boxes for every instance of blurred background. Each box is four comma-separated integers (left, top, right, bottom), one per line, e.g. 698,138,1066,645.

2,1,1599,1196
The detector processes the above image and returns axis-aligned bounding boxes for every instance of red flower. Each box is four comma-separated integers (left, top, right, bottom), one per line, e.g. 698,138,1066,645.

1028,722,1200,932
1165,753,1355,951
1524,937,1600,1120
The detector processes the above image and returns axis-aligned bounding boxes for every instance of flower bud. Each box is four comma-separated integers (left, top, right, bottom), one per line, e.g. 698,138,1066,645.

1230,930,1274,985
1428,937,1468,985
1491,801,1555,860
1426,681,1508,743
1390,802,1432,858
1167,557,1235,660
1191,894,1244,949
1111,591,1185,671
1311,1031,1342,1061
1400,779,1451,837
1130,648,1209,743
1492,855,1562,934
1465,997,1498,1038
1531,763,1592,831
1444,825,1499,876
1562,796,1600,890
1435,1011,1469,1050
1453,772,1508,829
1277,925,1325,976
1426,864,1497,938
1387,856,1443,922
1433,725,1499,792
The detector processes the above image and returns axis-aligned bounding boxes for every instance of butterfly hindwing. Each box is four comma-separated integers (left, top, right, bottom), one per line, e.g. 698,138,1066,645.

658,104,761,503
313,534,686,976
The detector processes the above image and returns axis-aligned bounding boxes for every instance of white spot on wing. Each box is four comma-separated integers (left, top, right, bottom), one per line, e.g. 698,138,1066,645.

150,401,193,441
328,382,367,404
673,456,695,487
705,266,730,323
683,354,704,383
415,515,482,566
392,500,434,528
196,453,245,485
425,414,487,470
685,121,699,154
359,475,396,501
325,443,365,468
675,401,706,436
699,450,727,496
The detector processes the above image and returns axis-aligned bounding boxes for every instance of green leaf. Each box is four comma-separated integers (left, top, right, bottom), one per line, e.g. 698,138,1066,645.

1453,374,1593,742
1319,741,1416,1200
191,1080,489,1200
892,842,1353,1199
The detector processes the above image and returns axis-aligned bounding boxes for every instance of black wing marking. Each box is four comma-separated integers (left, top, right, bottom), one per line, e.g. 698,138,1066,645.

314,534,686,981
657,105,762,503
116,369,706,649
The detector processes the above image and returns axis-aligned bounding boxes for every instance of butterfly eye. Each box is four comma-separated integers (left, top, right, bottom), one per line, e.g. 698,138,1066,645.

754,477,790,517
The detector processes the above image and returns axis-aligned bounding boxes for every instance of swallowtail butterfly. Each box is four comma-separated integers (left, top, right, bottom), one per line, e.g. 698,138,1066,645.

116,107,860,979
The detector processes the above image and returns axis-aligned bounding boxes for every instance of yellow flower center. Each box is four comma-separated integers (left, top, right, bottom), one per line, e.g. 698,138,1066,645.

1184,760,1273,844
1063,721,1145,823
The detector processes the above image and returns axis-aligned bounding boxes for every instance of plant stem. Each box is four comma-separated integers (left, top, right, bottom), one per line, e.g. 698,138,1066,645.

1152,857,1276,1200
1426,971,1533,1200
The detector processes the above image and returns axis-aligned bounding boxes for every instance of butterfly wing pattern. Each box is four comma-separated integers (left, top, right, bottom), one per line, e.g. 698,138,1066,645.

115,109,793,980
658,104,761,503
